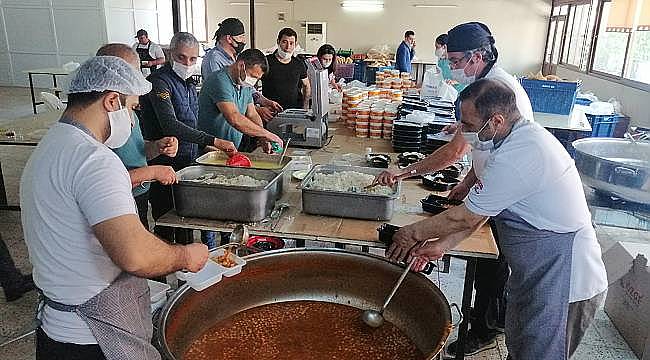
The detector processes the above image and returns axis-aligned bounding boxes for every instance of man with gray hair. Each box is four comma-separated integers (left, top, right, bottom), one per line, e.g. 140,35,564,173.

139,32,237,247
20,56,209,359
387,78,607,360
96,43,178,229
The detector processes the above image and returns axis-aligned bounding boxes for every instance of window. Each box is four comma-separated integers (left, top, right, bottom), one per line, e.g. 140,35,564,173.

562,2,596,69
178,0,207,42
544,0,650,88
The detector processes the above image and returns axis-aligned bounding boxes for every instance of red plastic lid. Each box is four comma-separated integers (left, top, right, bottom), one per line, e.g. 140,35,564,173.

246,236,284,251
226,153,252,167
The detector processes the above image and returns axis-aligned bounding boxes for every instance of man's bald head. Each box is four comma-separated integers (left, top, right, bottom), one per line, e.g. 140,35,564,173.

96,43,139,69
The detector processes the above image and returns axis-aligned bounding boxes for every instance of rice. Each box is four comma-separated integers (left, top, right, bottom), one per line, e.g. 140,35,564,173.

308,171,393,195
187,174,267,187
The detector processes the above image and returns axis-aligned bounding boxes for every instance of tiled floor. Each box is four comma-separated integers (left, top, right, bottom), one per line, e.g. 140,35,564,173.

1,86,648,359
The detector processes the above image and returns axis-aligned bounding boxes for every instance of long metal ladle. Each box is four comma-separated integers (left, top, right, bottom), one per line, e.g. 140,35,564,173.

361,256,417,328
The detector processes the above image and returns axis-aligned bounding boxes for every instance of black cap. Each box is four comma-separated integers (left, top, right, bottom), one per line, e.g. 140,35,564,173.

213,18,245,40
447,22,494,52
135,29,148,38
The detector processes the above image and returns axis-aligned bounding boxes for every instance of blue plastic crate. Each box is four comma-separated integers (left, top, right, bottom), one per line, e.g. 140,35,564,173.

353,60,366,82
520,78,578,115
364,65,394,85
586,114,629,138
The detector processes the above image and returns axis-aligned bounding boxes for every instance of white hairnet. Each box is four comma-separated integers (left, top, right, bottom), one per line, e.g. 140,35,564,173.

66,56,152,96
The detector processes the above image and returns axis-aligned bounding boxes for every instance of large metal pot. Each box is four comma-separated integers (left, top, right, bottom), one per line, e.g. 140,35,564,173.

573,138,650,204
155,248,454,359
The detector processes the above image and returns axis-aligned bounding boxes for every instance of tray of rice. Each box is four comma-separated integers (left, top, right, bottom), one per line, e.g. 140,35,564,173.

298,165,401,220
173,165,282,222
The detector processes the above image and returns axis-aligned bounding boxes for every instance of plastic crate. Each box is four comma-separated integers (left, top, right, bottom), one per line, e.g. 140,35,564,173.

364,65,394,84
586,114,629,138
353,60,366,82
547,128,591,158
334,63,355,81
520,78,579,115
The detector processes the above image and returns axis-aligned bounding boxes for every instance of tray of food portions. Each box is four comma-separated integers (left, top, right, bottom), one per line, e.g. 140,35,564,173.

172,165,283,222
298,165,401,220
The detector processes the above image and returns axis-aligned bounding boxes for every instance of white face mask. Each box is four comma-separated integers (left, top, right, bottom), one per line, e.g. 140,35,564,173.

461,118,497,151
276,48,292,60
104,100,132,149
172,61,196,80
435,48,445,58
321,60,332,68
451,57,478,85
244,75,258,87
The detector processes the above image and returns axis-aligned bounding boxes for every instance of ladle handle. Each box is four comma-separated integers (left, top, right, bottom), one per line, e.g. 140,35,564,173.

380,257,417,313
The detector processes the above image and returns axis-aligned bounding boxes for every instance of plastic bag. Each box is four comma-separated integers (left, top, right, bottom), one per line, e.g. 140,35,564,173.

607,98,623,114
420,67,443,98
437,81,459,103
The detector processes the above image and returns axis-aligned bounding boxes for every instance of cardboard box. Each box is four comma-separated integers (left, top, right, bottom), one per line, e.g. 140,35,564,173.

603,241,650,359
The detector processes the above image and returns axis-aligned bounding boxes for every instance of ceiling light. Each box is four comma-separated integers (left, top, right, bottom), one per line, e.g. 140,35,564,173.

341,1,384,12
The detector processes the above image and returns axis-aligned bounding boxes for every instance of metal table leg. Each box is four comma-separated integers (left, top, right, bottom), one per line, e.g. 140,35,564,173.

0,160,20,211
455,257,477,360
29,73,37,114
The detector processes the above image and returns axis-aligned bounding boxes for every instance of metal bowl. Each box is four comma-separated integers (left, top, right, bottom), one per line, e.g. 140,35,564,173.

573,138,650,204
155,249,453,359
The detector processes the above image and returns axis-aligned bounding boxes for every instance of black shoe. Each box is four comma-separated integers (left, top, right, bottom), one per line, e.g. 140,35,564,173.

4,274,36,302
445,330,498,357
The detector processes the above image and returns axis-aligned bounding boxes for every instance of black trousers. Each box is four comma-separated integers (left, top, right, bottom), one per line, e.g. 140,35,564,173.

0,233,23,291
36,327,105,360
471,220,509,334
134,191,150,230
148,181,191,245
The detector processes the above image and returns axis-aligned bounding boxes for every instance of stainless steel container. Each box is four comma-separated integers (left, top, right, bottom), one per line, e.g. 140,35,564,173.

172,165,282,222
154,249,454,360
573,138,650,204
195,151,292,199
299,164,401,220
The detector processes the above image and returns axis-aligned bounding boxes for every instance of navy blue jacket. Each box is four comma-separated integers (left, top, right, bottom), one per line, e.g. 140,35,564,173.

395,41,415,73
139,63,215,169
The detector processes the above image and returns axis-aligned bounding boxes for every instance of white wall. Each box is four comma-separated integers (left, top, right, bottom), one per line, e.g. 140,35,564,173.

557,66,650,128
104,0,174,46
206,0,552,75
0,0,107,87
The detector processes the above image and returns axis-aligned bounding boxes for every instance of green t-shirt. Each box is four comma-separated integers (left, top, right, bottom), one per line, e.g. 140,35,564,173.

198,68,254,148
113,113,148,197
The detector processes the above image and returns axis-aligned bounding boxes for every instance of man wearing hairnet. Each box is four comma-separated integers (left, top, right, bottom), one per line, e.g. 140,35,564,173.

375,22,534,357
20,56,209,359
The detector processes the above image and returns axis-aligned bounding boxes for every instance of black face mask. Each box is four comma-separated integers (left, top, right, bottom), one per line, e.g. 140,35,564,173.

232,39,246,55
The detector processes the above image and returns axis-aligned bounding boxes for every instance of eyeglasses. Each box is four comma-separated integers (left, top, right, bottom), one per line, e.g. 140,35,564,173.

448,54,470,67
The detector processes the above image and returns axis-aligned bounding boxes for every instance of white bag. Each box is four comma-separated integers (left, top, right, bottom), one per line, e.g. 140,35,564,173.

420,67,443,98
437,81,458,103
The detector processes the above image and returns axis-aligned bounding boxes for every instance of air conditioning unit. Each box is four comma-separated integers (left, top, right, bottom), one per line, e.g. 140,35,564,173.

305,22,326,54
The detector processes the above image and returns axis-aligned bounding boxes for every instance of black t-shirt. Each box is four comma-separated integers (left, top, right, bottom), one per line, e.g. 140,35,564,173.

261,52,308,109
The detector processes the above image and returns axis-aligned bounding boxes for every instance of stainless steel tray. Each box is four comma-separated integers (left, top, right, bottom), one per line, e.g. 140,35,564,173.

172,165,282,222
195,151,292,200
298,165,401,221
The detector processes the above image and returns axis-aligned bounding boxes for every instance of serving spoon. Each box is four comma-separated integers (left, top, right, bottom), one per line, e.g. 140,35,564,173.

361,256,417,328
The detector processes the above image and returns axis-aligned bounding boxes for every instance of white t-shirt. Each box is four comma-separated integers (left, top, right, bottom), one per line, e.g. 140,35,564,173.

132,41,165,61
471,65,534,177
484,65,534,121
465,119,607,303
20,122,136,344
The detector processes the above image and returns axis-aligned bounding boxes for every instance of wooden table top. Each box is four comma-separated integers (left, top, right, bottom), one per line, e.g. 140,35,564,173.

158,125,499,259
